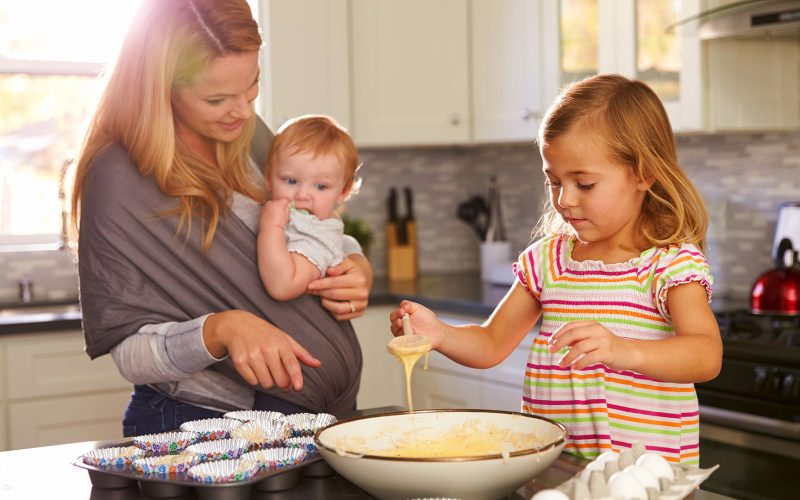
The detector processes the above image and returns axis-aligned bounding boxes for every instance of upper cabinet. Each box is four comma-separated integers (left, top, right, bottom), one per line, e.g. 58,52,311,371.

470,0,544,142
351,0,470,146
259,0,351,131
350,0,543,146
260,0,799,145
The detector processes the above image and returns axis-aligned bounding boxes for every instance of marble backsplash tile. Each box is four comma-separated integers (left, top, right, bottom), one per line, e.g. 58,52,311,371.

1,131,797,304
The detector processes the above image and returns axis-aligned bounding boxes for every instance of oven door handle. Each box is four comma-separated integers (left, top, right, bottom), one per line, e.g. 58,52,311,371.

700,404,800,439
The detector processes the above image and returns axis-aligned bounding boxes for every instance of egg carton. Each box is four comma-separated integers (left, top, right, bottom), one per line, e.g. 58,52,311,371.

532,442,719,500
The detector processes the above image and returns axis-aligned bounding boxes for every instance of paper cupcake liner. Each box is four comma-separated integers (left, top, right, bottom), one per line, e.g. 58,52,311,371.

81,446,142,471
133,431,199,456
185,438,251,463
187,458,260,484
223,410,286,424
179,418,241,442
285,412,337,437
241,447,307,471
132,453,198,480
231,420,290,449
283,436,317,454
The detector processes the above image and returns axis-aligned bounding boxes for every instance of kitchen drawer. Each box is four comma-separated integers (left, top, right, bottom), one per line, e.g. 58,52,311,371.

8,390,131,450
4,329,129,400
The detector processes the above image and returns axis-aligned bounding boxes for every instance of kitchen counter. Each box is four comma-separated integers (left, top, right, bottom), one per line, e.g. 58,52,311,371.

0,433,730,500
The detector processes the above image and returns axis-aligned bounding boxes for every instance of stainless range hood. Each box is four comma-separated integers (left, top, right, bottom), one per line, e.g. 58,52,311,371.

672,0,800,40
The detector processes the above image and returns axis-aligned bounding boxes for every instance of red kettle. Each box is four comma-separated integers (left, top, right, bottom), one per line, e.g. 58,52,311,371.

751,238,800,315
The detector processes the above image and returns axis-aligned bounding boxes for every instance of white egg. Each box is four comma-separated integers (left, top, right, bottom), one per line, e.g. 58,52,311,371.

530,489,570,500
595,450,620,464
635,452,675,482
608,470,648,500
579,458,607,482
624,464,660,490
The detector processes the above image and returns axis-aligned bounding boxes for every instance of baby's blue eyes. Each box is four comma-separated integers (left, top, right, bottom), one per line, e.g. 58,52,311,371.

283,178,328,191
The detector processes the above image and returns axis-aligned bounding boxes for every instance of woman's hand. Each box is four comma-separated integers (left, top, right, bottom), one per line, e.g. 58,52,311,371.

203,310,321,391
389,300,446,350
547,320,635,371
307,254,373,321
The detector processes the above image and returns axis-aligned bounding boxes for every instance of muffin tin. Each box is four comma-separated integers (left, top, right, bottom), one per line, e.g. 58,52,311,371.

73,413,337,500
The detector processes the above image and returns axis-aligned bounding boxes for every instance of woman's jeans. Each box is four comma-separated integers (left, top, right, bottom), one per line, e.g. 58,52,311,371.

122,385,313,437
122,385,223,437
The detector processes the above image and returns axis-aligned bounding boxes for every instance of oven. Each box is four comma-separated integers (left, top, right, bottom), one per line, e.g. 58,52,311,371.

696,310,800,500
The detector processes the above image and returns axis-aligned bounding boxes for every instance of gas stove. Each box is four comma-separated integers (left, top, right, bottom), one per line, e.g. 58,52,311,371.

698,310,800,424
697,310,800,500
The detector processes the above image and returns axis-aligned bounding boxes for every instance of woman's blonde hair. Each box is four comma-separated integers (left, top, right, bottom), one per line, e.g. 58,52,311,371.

265,115,363,198
535,74,708,252
70,0,263,250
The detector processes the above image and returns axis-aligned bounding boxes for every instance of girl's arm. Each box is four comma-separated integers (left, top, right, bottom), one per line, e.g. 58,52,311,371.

390,282,542,368
257,199,321,301
550,281,722,383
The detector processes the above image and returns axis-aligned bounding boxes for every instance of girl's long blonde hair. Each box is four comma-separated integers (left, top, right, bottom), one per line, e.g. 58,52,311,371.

535,74,708,252
70,0,263,250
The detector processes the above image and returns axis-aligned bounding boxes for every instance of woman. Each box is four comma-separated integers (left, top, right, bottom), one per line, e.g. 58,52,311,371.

70,0,372,436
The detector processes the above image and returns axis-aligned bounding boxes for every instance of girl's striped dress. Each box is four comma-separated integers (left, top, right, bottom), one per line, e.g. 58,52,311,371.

513,236,712,465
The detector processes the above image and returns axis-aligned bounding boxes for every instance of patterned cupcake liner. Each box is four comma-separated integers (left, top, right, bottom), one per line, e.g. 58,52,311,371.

231,420,290,449
185,438,251,463
179,418,241,442
187,458,260,484
223,410,286,424
241,447,307,471
285,412,337,437
81,446,142,471
283,436,317,454
132,453,198,480
133,431,200,456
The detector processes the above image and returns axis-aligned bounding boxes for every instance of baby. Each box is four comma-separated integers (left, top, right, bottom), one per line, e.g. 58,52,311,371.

258,114,362,301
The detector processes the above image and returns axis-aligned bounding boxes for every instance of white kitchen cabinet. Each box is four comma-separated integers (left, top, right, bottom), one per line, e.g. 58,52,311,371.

351,0,470,146
0,329,131,451
471,0,544,142
260,0,351,131
9,391,131,450
350,0,546,146
351,305,406,410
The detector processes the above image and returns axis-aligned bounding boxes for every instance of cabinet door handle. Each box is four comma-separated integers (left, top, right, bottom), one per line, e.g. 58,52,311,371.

522,108,539,121
450,113,462,126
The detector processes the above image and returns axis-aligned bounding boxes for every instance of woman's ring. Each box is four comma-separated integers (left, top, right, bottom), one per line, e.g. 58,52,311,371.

347,300,356,313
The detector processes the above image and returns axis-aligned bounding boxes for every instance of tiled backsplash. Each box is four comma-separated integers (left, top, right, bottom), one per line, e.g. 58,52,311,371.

0,249,78,304
345,131,800,301
1,131,798,304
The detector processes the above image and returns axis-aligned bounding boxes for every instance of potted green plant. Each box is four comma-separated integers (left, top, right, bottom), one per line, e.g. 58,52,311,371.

342,215,375,257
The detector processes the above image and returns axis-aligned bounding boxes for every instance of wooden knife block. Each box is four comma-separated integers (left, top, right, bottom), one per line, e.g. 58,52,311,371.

387,220,417,281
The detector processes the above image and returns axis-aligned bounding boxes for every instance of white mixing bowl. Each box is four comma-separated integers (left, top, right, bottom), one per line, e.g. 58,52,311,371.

314,409,568,500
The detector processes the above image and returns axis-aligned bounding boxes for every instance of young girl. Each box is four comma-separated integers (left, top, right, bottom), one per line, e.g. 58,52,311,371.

390,74,722,465
255,114,362,302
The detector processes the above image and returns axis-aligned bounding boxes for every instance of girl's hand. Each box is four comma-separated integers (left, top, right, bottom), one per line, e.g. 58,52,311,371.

260,198,291,232
547,320,635,371
389,300,446,350
203,310,322,391
307,256,372,321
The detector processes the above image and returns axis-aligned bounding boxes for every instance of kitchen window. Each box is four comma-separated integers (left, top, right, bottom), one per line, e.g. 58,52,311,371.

0,0,143,248
0,0,259,248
